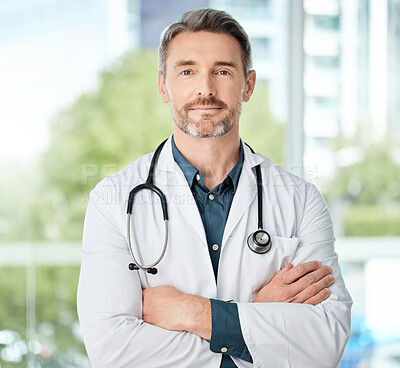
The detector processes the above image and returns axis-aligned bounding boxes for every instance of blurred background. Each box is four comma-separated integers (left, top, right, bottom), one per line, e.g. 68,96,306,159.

0,0,399,367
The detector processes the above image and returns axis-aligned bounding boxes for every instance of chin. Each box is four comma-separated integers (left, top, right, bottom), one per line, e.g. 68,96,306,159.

174,114,238,139
185,123,234,139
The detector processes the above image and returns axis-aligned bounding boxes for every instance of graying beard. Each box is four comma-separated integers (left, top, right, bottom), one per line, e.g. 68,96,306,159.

175,109,239,138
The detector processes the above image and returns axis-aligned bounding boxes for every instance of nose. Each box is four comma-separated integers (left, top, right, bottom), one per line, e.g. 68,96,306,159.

197,73,216,97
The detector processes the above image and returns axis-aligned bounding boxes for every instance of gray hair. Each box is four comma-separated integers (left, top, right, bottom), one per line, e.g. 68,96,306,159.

158,8,252,78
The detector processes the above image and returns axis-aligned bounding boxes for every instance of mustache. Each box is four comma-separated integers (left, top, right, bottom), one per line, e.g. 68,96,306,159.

184,96,228,111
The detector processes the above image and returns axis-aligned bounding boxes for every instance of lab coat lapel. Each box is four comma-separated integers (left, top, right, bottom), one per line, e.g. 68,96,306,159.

221,144,264,248
157,137,208,246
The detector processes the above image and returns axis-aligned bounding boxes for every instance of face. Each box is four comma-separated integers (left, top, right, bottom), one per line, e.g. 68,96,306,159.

158,31,256,138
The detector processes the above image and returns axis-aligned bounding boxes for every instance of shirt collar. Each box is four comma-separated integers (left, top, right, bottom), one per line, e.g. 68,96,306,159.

171,135,244,193
228,143,243,192
171,136,200,187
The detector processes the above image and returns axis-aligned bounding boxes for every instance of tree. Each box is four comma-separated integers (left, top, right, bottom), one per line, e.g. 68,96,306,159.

324,126,400,236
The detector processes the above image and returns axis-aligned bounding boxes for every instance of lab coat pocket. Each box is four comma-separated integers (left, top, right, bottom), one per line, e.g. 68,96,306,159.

249,236,299,300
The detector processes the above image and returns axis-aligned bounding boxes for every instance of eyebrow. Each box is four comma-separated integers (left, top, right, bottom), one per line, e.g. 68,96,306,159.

214,61,239,70
173,60,239,70
173,60,196,69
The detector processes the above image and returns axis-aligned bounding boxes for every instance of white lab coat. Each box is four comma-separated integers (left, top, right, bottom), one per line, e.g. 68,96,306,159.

77,137,352,368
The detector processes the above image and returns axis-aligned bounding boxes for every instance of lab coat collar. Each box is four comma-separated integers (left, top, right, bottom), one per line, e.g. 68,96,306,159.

157,136,207,245
157,135,176,173
221,144,264,249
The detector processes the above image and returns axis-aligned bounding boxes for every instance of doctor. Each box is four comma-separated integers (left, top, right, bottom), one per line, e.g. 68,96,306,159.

77,8,352,368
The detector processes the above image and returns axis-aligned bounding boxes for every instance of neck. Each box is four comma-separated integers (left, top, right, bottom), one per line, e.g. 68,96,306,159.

173,126,240,190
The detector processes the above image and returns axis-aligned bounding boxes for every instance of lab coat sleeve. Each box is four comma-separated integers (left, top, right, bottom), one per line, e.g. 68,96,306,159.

77,188,216,368
236,183,352,368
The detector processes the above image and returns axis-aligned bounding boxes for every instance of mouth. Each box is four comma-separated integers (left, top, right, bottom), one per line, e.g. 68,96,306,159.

189,106,223,112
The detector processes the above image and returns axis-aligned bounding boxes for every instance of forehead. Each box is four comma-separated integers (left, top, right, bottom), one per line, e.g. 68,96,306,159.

166,31,242,67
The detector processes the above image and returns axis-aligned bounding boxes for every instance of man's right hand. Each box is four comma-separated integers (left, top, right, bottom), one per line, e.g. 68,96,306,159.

254,261,334,305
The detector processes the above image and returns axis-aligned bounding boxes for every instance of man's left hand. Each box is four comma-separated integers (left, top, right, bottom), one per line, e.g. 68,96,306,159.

142,285,212,340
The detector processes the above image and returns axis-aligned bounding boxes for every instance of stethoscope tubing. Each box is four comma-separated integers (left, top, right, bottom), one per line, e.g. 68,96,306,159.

127,215,169,270
126,139,271,274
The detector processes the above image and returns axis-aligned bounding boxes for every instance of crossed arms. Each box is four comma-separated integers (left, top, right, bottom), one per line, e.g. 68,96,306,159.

143,261,334,340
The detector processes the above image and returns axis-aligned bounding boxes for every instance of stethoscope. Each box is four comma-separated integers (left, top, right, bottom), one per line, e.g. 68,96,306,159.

126,139,272,275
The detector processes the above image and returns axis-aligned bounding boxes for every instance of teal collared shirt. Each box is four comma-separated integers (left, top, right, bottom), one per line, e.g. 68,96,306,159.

171,136,253,366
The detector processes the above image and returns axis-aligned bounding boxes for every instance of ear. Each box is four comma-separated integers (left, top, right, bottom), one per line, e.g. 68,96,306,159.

243,70,256,102
158,71,169,103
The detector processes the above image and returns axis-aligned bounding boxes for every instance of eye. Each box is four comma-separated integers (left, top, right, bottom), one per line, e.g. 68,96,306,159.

181,70,192,76
218,70,230,75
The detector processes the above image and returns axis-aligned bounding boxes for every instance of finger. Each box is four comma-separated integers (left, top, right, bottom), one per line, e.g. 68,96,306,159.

303,288,331,306
281,261,322,284
292,274,334,303
268,263,294,282
276,263,294,276
289,265,332,296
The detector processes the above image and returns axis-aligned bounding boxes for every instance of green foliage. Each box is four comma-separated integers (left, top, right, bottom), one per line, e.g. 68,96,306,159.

35,266,83,353
240,82,286,165
38,50,172,241
42,51,172,197
325,135,400,206
343,206,400,236
0,265,87,367
0,267,26,335
323,124,400,236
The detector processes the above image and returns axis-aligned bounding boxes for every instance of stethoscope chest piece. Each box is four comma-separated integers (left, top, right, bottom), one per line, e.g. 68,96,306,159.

247,230,272,254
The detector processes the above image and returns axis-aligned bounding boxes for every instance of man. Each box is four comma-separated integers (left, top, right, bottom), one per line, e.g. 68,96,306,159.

77,8,352,368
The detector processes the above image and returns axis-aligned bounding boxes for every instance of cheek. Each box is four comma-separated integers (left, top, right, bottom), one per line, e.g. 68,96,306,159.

220,82,245,102
226,94,245,110
166,85,191,108
168,96,184,113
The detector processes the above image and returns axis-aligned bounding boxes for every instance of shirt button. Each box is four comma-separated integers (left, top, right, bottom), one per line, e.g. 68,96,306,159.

208,193,215,200
220,347,228,353
195,173,200,181
212,244,219,251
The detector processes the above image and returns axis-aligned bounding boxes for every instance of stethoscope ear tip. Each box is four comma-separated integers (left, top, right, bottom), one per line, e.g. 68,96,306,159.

128,263,158,275
129,263,139,271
